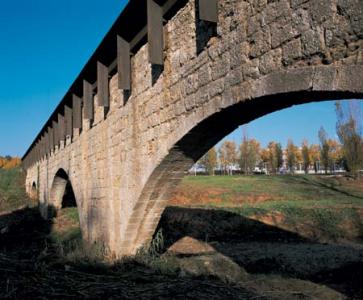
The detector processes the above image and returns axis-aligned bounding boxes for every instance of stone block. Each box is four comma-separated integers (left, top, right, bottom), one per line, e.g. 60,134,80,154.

259,49,282,75
301,28,325,57
282,39,302,65
270,21,295,48
249,27,271,58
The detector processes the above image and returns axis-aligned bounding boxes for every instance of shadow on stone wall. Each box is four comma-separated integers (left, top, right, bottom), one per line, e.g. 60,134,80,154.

195,0,217,54
152,64,164,85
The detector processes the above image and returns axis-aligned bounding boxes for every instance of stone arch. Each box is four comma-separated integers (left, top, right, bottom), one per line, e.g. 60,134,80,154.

121,65,363,255
49,168,78,212
30,181,37,201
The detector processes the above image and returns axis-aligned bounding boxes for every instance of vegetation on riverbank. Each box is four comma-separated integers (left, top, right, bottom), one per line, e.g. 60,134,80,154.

0,167,31,212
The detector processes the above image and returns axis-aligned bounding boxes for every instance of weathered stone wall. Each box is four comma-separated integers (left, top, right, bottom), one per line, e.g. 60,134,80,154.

26,0,363,257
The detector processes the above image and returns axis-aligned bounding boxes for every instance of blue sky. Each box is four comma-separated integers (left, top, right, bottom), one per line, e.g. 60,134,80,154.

0,0,128,157
0,1,361,156
222,101,344,149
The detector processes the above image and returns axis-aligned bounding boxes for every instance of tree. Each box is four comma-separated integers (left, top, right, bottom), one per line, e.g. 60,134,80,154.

274,143,283,174
301,140,311,174
249,139,260,173
286,139,297,174
310,144,320,173
335,100,363,175
260,148,270,174
240,129,249,174
0,156,21,170
295,147,303,171
219,141,237,175
239,129,260,175
319,127,330,174
265,142,283,174
200,147,218,175
327,139,342,174
219,147,228,175
267,142,276,173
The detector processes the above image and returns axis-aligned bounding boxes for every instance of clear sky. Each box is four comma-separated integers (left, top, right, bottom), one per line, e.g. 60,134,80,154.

0,0,128,157
221,100,361,149
0,1,361,157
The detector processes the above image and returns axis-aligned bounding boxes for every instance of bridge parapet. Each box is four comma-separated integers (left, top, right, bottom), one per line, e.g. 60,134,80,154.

22,0,218,168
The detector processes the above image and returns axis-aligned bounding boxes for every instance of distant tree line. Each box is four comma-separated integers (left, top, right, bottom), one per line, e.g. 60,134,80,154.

197,100,363,176
197,136,342,176
0,156,21,170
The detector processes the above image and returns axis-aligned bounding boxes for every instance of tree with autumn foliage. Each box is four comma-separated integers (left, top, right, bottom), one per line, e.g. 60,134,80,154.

200,147,218,175
309,144,320,173
274,143,284,174
0,156,21,170
319,127,330,174
219,141,237,175
327,139,343,173
260,148,270,173
301,140,311,174
266,142,276,173
239,128,260,175
335,100,363,175
286,139,299,174
264,142,283,174
318,127,343,174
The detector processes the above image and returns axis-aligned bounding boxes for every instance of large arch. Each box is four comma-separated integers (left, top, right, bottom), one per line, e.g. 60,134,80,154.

121,65,363,255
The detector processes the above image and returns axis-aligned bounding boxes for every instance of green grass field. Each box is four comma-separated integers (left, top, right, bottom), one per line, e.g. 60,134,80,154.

177,175,363,204
0,167,31,212
171,175,363,241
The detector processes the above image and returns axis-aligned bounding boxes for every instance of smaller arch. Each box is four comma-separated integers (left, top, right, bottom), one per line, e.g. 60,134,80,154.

28,181,38,201
62,181,77,208
48,169,82,245
49,169,77,211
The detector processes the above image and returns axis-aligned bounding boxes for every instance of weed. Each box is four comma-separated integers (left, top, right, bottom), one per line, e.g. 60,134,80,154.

135,229,179,275
135,229,164,261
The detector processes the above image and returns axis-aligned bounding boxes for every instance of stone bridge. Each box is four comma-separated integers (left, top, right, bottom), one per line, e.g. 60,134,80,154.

22,0,363,257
